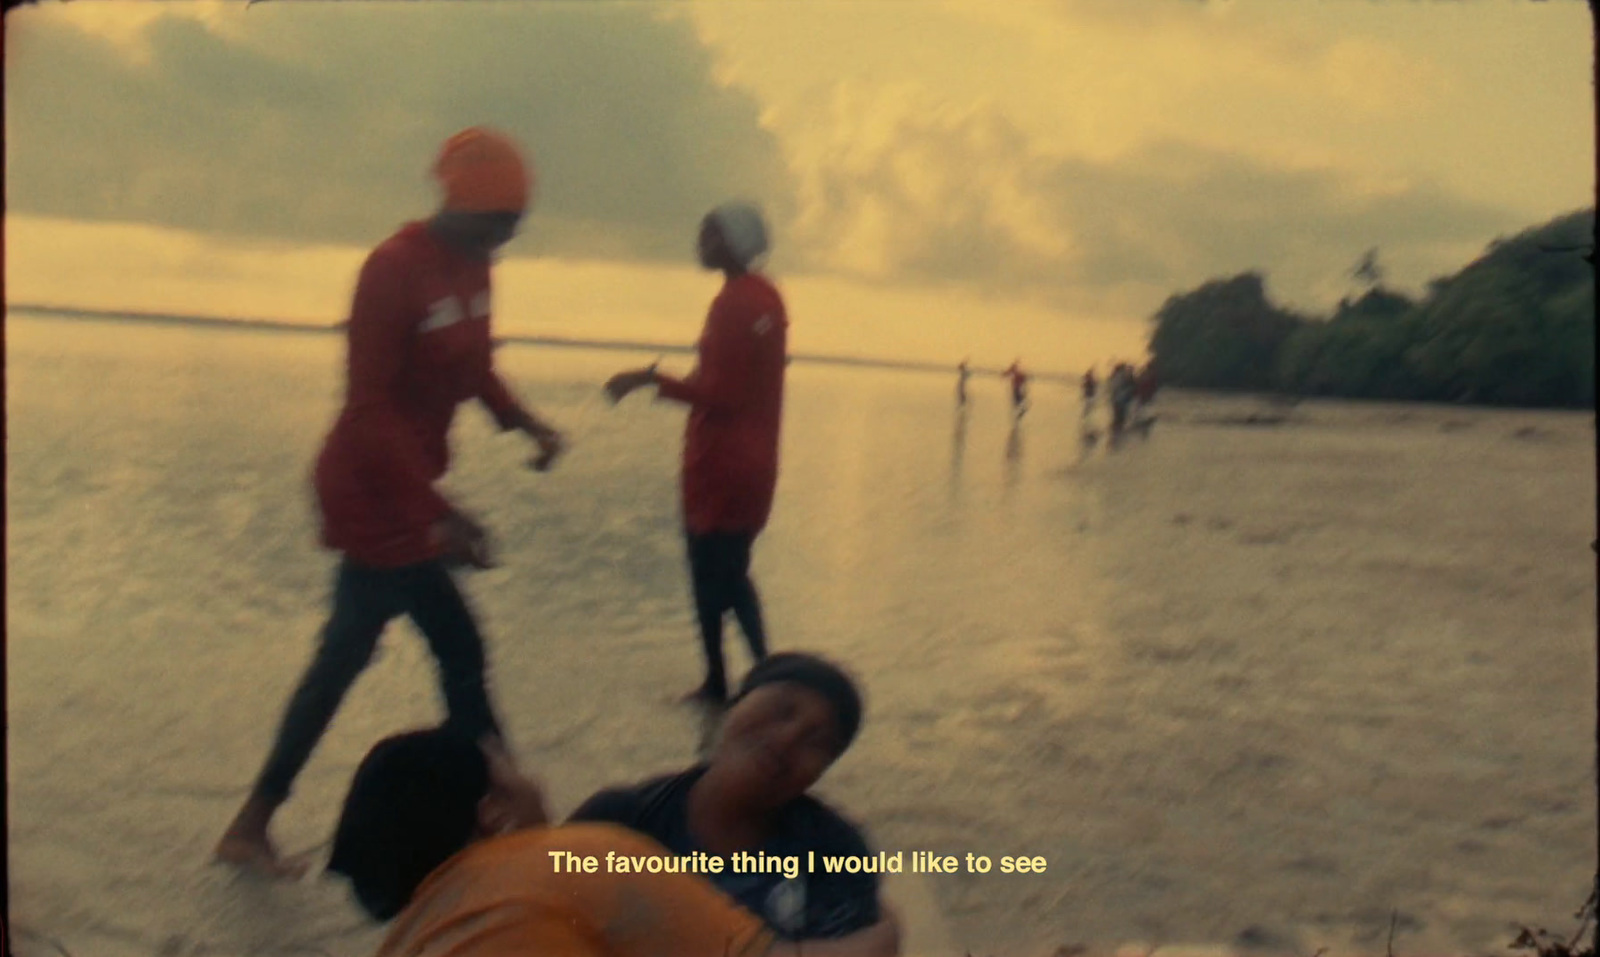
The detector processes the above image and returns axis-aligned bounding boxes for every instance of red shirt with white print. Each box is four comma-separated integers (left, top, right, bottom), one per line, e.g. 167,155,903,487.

655,273,788,535
313,221,527,568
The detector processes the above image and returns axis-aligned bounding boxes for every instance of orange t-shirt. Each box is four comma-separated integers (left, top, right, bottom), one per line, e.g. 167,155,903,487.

374,823,775,957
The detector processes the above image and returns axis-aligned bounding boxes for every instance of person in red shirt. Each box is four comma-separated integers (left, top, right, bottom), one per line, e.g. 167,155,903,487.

1002,359,1029,419
606,202,787,704
1134,361,1159,406
214,127,565,878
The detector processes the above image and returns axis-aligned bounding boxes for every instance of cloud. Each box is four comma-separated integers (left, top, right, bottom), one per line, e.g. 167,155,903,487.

5,4,796,263
7,0,1572,325
779,85,1528,317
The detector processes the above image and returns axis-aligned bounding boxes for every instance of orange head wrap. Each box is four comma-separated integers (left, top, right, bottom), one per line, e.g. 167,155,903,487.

433,127,532,214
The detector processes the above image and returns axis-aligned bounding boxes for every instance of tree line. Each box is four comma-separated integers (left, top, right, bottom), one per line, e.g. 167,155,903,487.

1146,209,1596,408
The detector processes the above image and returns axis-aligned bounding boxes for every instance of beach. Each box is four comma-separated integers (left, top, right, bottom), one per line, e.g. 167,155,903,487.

6,313,1595,956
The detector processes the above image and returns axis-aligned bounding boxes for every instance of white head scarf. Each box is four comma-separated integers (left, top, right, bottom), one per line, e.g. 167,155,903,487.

707,201,770,270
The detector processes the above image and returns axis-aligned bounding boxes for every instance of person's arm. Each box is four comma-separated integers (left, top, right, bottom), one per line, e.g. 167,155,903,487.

479,370,566,470
565,787,644,827
654,298,760,413
807,870,881,937
765,906,900,957
441,877,898,957
605,358,665,405
342,248,454,531
478,371,537,434
392,899,601,952
598,856,899,957
801,811,883,937
487,822,899,957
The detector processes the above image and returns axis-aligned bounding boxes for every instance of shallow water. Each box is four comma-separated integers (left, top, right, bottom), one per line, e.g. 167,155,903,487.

6,314,1596,956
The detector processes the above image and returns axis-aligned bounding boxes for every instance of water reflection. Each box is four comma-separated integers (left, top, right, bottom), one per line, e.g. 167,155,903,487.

9,319,1594,956
1003,421,1023,489
950,405,968,493
1077,415,1101,465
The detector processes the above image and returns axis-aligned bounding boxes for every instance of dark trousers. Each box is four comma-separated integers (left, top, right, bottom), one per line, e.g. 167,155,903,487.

686,531,768,697
251,558,502,804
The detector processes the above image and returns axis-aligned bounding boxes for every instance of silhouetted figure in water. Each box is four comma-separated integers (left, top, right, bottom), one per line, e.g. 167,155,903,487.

1002,360,1029,419
1134,362,1159,413
1081,366,1098,418
1109,363,1137,442
1117,363,1159,441
956,358,972,407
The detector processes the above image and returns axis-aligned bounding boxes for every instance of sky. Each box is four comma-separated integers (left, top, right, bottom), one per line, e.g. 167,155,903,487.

4,0,1594,371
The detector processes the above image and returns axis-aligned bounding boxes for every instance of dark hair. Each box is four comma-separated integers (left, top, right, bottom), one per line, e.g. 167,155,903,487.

326,727,490,921
735,652,864,755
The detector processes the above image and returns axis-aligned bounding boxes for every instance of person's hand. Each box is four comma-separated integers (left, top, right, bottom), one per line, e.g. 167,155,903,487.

767,903,900,957
869,902,902,957
604,364,658,404
432,509,494,569
527,423,566,472
479,737,550,831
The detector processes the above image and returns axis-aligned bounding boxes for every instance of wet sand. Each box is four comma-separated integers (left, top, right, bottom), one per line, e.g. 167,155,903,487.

896,394,1597,955
6,316,1595,956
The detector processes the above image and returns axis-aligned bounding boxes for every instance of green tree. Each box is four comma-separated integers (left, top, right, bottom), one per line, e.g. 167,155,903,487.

1154,209,1593,408
1148,272,1304,391
1407,210,1594,406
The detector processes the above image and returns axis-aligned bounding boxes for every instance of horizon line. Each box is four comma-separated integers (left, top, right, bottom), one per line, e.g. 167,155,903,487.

6,302,1108,383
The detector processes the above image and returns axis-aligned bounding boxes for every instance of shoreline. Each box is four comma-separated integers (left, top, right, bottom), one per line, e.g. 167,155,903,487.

3,303,1076,382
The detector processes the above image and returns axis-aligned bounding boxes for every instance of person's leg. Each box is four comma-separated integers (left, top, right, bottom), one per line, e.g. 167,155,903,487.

725,532,768,664
401,561,504,747
217,559,397,875
685,531,730,701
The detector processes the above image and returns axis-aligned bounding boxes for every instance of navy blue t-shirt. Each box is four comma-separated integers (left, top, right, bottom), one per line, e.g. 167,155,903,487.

568,766,880,939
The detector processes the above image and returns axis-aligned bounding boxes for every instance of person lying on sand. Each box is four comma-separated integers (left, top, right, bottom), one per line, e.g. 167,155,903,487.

569,653,882,941
325,727,901,957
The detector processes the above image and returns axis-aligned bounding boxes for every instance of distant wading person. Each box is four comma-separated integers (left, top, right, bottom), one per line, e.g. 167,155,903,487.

215,128,565,878
606,202,787,705
956,358,971,407
1134,362,1159,409
1109,362,1137,437
1003,359,1029,419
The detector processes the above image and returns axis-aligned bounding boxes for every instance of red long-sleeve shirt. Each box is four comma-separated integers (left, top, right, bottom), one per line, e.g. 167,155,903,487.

313,222,527,568
655,273,788,535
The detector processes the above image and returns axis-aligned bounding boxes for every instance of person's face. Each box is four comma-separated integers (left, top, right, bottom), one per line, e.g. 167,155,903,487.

710,683,842,808
697,216,727,270
476,743,548,835
435,210,524,258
